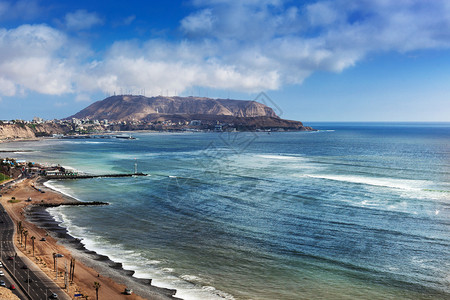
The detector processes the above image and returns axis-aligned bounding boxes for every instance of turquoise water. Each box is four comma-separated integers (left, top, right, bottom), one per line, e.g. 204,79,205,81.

2,123,450,299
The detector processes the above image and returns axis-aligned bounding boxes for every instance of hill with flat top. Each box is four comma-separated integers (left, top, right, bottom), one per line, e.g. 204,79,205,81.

69,95,279,121
68,95,313,131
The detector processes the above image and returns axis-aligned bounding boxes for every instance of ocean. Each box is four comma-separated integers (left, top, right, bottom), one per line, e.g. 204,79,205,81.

2,123,449,299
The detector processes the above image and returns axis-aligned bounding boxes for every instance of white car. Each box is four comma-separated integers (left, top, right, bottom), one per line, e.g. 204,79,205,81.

124,288,132,295
0,261,3,267
0,270,4,276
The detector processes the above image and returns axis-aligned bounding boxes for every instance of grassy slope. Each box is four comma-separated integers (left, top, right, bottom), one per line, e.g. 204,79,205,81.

0,172,10,184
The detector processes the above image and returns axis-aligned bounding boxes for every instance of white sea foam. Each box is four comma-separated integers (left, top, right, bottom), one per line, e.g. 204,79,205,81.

57,140,109,145
256,154,305,161
60,165,80,173
44,181,84,201
180,274,204,283
74,141,110,144
45,207,234,300
304,174,429,191
163,268,175,273
108,151,176,161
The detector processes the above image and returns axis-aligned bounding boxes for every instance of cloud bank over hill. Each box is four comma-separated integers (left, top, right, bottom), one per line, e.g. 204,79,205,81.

1,0,450,101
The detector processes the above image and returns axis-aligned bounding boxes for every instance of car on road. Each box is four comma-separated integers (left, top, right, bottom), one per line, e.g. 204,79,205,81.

0,280,5,286
0,261,3,267
124,288,133,295
49,293,58,299
7,256,14,260
40,237,46,241
25,278,33,283
0,270,4,276
10,284,16,290
22,265,28,269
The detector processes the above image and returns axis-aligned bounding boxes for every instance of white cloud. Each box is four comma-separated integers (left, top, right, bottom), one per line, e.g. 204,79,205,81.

2,0,450,101
174,0,450,87
306,2,338,26
73,39,280,94
0,25,74,97
65,9,103,31
0,77,16,96
75,94,91,102
181,9,215,36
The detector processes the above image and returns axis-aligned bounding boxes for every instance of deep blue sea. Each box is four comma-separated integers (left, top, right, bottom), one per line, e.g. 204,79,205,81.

2,123,450,299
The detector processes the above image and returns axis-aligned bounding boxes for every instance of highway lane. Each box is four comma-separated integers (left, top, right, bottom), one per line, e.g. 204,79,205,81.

0,204,69,300
0,259,27,299
1,203,28,299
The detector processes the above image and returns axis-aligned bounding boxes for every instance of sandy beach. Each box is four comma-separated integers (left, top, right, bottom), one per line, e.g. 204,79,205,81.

0,177,176,300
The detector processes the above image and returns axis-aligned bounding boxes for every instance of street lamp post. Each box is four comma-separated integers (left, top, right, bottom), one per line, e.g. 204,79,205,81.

55,253,63,280
55,256,58,280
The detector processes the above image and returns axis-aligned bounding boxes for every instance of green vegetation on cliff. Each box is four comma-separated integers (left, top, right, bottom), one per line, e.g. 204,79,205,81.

0,172,10,183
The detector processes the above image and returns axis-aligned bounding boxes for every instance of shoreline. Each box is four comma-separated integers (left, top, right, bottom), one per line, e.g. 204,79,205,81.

0,176,179,300
1,136,236,300
0,125,317,144
34,178,180,299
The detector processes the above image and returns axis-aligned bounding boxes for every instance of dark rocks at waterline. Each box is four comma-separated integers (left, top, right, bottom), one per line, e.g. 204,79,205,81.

24,204,180,299
38,201,109,208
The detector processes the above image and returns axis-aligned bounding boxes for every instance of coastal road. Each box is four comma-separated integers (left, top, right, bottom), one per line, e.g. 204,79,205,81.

0,204,69,300
1,203,28,299
0,259,27,300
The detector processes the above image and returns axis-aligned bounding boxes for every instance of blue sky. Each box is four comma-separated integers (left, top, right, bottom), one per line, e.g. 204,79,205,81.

0,0,449,122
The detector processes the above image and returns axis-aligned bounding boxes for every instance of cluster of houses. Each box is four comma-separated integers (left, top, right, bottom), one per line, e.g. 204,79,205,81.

2,114,281,135
1,158,77,178
39,117,225,132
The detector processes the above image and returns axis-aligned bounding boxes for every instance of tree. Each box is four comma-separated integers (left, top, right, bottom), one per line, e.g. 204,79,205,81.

30,236,36,256
19,227,24,245
23,230,28,250
17,221,23,244
70,258,76,281
53,253,56,271
93,281,101,300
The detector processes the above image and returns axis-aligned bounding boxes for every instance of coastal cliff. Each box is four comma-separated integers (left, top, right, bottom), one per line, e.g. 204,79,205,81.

0,123,71,142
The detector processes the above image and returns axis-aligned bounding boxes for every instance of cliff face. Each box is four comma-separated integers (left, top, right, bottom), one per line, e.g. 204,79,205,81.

0,124,35,140
0,123,71,141
69,95,279,121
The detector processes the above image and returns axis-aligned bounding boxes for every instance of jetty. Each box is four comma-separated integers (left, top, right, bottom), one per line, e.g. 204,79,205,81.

44,172,147,180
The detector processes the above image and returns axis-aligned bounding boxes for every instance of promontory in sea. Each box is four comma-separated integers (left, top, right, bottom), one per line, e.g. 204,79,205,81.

67,95,315,132
0,95,314,141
